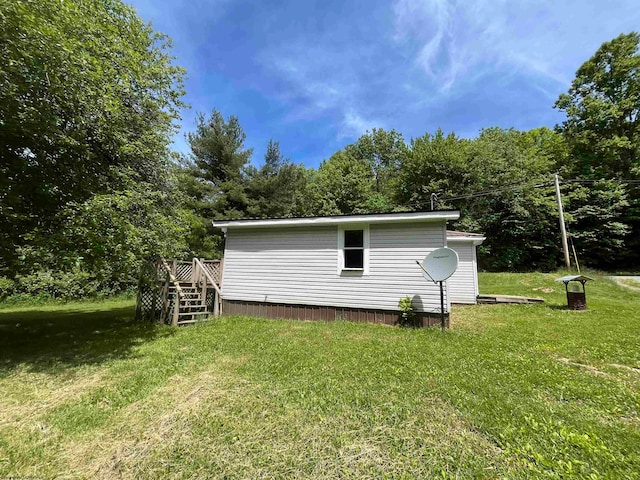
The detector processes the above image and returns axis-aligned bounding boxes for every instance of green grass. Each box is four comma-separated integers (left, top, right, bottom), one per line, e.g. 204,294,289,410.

0,274,639,479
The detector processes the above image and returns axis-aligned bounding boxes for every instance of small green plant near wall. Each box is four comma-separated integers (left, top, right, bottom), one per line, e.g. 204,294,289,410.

398,296,419,327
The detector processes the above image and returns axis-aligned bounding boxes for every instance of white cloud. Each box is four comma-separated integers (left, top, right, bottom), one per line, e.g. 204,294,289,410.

391,0,577,91
258,0,640,145
340,110,381,139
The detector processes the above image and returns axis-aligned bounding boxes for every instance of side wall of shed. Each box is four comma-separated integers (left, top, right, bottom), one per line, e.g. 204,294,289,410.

220,221,447,313
447,241,479,304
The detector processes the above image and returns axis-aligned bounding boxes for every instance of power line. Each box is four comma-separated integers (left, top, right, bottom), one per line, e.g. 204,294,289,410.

421,177,640,207
440,180,553,202
563,179,640,184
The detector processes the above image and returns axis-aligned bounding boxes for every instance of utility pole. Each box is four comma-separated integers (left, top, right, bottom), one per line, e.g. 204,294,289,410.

554,174,571,270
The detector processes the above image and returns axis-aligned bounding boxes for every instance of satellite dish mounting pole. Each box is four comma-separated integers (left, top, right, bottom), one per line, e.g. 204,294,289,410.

415,248,458,331
439,281,445,331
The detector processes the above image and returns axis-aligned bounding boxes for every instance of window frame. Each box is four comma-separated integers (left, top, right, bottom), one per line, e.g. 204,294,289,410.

337,224,370,274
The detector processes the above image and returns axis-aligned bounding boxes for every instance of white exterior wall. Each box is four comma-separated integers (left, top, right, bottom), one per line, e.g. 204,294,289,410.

221,221,448,313
447,241,479,304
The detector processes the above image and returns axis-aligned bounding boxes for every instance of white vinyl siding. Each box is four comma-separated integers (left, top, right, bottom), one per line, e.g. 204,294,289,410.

221,222,448,313
447,242,479,304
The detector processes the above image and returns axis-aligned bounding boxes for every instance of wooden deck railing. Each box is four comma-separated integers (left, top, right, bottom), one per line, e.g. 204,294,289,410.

193,257,223,317
136,257,223,325
159,258,185,326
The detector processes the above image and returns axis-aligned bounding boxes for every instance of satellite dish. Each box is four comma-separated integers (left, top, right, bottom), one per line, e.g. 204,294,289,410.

419,247,458,282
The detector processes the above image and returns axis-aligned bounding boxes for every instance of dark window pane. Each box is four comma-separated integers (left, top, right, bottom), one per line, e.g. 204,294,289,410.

344,230,363,248
344,249,364,269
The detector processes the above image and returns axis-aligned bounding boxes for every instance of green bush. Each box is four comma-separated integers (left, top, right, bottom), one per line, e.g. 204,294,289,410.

0,276,15,300
0,267,139,306
398,296,419,327
15,269,102,300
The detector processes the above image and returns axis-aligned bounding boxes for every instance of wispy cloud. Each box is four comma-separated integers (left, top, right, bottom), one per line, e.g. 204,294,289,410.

261,42,385,140
340,110,382,139
130,0,640,166
392,0,585,93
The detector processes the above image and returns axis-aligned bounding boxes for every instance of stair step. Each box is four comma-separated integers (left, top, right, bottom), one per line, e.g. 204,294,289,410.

178,310,210,316
177,319,212,325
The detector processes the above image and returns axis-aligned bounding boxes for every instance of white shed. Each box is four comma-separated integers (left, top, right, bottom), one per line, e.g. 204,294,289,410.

212,211,482,327
446,230,485,304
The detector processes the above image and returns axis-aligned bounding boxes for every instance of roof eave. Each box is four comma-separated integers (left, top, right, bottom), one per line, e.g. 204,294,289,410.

212,211,460,229
446,235,486,245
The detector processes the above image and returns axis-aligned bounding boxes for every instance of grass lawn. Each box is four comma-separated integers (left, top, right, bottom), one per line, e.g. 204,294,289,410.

0,273,639,479
618,278,640,289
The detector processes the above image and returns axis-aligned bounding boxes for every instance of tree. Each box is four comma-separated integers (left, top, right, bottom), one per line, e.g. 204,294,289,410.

463,128,560,270
555,32,640,178
398,128,561,270
0,0,185,276
345,128,407,207
555,32,640,267
187,110,253,219
245,140,309,218
396,129,470,210
310,151,377,215
173,158,221,259
564,180,630,268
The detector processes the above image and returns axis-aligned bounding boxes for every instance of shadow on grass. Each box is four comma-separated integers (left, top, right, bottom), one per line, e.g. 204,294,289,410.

0,303,175,374
547,304,588,311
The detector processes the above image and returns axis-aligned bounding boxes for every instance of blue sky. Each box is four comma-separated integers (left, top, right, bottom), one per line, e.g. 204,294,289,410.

129,0,640,169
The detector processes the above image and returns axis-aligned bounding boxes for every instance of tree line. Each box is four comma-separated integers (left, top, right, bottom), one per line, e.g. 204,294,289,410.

1,0,639,300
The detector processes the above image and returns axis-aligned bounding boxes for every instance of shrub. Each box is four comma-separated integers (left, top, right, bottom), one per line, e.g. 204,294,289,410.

0,276,15,300
15,269,101,300
398,296,419,327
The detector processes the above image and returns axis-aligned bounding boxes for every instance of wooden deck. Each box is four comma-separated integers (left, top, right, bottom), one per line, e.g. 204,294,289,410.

477,294,544,305
135,258,223,325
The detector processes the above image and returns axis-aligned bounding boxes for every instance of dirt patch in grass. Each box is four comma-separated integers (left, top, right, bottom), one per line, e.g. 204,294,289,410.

556,357,611,377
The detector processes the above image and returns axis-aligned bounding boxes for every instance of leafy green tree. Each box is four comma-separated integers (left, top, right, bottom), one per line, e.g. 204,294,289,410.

396,129,471,210
453,128,560,270
564,180,630,268
245,140,309,218
555,32,639,267
398,128,561,270
555,32,640,178
16,173,190,293
0,0,185,276
310,151,377,215
345,128,407,207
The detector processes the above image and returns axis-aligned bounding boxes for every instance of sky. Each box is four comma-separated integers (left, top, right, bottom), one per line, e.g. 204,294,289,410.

129,0,640,169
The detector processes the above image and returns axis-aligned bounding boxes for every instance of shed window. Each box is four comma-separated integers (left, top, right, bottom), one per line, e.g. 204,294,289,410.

343,230,364,269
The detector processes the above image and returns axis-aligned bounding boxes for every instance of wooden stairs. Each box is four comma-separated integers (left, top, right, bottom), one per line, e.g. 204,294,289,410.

135,258,223,326
169,282,211,325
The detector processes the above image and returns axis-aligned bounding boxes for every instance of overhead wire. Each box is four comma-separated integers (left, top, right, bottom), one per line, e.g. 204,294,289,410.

422,177,640,206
